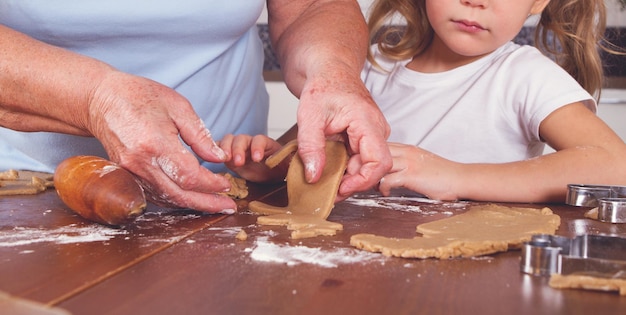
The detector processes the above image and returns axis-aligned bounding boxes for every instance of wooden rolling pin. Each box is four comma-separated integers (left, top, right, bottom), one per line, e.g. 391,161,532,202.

54,156,146,226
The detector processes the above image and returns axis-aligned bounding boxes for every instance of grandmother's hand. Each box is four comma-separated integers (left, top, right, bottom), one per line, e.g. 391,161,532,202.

87,71,237,213
295,68,392,201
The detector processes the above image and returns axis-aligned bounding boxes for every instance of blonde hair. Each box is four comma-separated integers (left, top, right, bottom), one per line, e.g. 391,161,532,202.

367,0,623,97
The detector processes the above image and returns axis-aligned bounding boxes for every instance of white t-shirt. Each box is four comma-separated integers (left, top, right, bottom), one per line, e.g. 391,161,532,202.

0,0,268,173
361,41,596,163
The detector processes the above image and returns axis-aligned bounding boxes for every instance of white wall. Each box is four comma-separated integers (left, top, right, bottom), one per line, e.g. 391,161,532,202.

265,81,298,139
607,0,626,26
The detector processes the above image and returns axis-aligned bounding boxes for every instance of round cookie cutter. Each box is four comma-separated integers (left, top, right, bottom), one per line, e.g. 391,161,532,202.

566,184,626,223
596,198,626,224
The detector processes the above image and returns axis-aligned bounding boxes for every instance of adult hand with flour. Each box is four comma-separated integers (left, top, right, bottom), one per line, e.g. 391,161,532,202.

294,75,392,201
88,71,235,211
0,27,234,211
268,1,393,200
0,0,391,212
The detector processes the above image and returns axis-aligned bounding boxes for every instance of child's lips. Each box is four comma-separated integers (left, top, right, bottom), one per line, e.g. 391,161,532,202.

453,19,486,32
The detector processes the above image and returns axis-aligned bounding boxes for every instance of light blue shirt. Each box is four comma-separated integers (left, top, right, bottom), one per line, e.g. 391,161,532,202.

0,0,269,173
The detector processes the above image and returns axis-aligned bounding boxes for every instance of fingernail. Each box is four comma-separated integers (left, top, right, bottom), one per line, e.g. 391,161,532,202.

305,161,317,183
252,151,263,162
234,154,244,165
211,143,227,161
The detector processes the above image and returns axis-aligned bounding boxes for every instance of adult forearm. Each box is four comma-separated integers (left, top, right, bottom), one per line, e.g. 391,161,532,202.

267,0,368,96
0,25,112,135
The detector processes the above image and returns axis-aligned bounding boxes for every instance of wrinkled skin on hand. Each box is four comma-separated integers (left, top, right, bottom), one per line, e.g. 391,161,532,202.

295,69,393,201
86,71,238,213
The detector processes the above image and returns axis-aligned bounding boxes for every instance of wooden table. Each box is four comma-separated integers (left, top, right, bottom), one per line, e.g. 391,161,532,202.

1,185,626,315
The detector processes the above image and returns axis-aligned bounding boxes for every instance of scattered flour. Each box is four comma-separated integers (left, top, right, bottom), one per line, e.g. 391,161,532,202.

344,195,466,215
246,237,385,268
470,256,495,261
206,227,243,238
134,212,201,225
0,224,128,247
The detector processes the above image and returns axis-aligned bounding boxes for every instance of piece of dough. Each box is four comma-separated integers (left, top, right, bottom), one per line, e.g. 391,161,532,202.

0,169,19,180
248,140,348,239
549,274,626,295
584,207,599,220
257,213,344,239
219,173,248,199
351,204,561,259
235,229,248,241
0,170,54,196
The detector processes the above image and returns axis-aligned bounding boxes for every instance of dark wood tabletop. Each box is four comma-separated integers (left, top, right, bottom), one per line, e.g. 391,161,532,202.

1,184,626,315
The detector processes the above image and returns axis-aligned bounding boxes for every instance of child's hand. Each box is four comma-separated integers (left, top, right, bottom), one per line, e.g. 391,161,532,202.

218,134,287,183
377,143,462,201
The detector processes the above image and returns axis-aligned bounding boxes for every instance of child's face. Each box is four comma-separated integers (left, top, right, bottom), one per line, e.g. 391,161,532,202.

425,0,549,57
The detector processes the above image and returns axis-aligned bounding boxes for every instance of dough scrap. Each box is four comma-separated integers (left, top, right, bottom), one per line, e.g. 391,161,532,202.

351,204,561,259
0,170,54,196
258,213,344,239
584,207,599,220
235,229,248,241
248,140,348,239
549,274,626,295
0,169,19,180
219,173,248,199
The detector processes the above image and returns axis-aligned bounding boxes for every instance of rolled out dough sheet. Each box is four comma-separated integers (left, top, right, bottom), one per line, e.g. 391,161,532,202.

350,204,561,259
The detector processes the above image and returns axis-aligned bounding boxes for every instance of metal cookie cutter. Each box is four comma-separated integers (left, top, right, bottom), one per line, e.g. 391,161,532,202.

566,184,626,223
520,234,626,278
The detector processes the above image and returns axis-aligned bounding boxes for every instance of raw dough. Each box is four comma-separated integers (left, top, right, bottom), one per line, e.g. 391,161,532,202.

257,214,344,239
584,207,599,220
235,229,248,241
0,169,19,180
549,274,626,295
220,173,248,199
0,170,54,196
351,204,561,259
248,140,348,239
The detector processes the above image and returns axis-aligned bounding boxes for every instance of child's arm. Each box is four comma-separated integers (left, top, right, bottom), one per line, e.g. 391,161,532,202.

378,102,626,203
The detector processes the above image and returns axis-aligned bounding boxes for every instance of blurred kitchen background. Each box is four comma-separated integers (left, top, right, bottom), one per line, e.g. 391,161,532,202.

258,0,626,142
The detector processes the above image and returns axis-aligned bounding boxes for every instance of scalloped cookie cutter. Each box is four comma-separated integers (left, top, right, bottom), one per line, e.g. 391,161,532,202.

566,184,626,223
248,140,348,239
521,234,626,276
520,234,626,295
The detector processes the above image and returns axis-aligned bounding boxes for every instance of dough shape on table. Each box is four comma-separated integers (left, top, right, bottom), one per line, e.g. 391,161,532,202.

351,204,561,259
0,170,54,196
248,140,348,239
549,274,626,295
